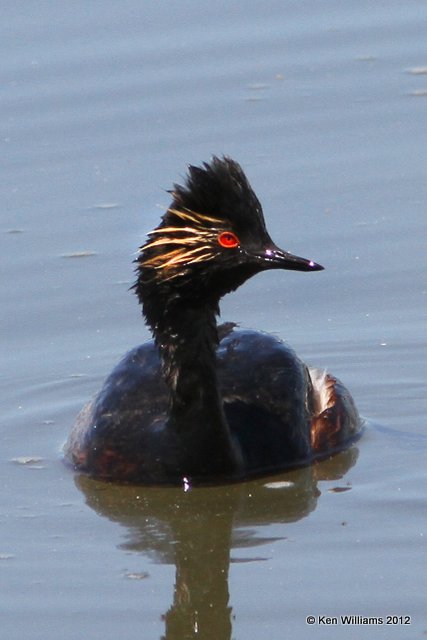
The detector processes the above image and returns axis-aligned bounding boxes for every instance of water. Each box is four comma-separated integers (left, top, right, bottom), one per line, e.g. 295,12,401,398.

2,2,426,638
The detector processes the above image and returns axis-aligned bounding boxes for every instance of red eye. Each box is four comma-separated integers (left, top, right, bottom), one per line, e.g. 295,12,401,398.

218,231,239,249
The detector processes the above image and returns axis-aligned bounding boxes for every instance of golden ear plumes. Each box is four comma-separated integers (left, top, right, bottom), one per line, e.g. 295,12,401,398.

139,208,227,280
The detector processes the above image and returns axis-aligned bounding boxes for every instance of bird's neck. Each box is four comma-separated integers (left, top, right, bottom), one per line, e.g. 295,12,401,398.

157,304,219,404
149,300,241,478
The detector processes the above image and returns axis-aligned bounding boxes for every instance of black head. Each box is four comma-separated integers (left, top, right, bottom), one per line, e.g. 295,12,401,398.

135,156,323,308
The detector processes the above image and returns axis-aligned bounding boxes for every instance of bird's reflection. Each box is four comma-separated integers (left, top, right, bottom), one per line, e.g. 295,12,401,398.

76,447,359,640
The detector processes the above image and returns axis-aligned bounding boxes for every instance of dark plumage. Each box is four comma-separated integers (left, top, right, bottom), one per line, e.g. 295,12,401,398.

65,157,362,485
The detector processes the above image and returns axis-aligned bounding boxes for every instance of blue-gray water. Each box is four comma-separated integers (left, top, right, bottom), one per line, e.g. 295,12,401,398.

2,2,426,639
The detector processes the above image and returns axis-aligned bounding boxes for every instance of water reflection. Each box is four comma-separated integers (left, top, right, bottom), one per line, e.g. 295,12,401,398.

76,448,358,639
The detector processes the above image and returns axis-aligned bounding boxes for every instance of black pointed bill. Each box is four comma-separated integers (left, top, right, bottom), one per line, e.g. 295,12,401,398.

255,245,324,272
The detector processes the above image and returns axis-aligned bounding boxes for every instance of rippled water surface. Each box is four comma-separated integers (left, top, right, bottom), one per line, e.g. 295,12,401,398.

2,2,426,639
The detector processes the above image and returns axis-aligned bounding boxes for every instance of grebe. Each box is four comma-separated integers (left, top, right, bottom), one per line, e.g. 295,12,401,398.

65,157,362,485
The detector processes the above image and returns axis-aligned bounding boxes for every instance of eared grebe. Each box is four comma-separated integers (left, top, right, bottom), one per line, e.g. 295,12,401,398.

65,157,362,485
